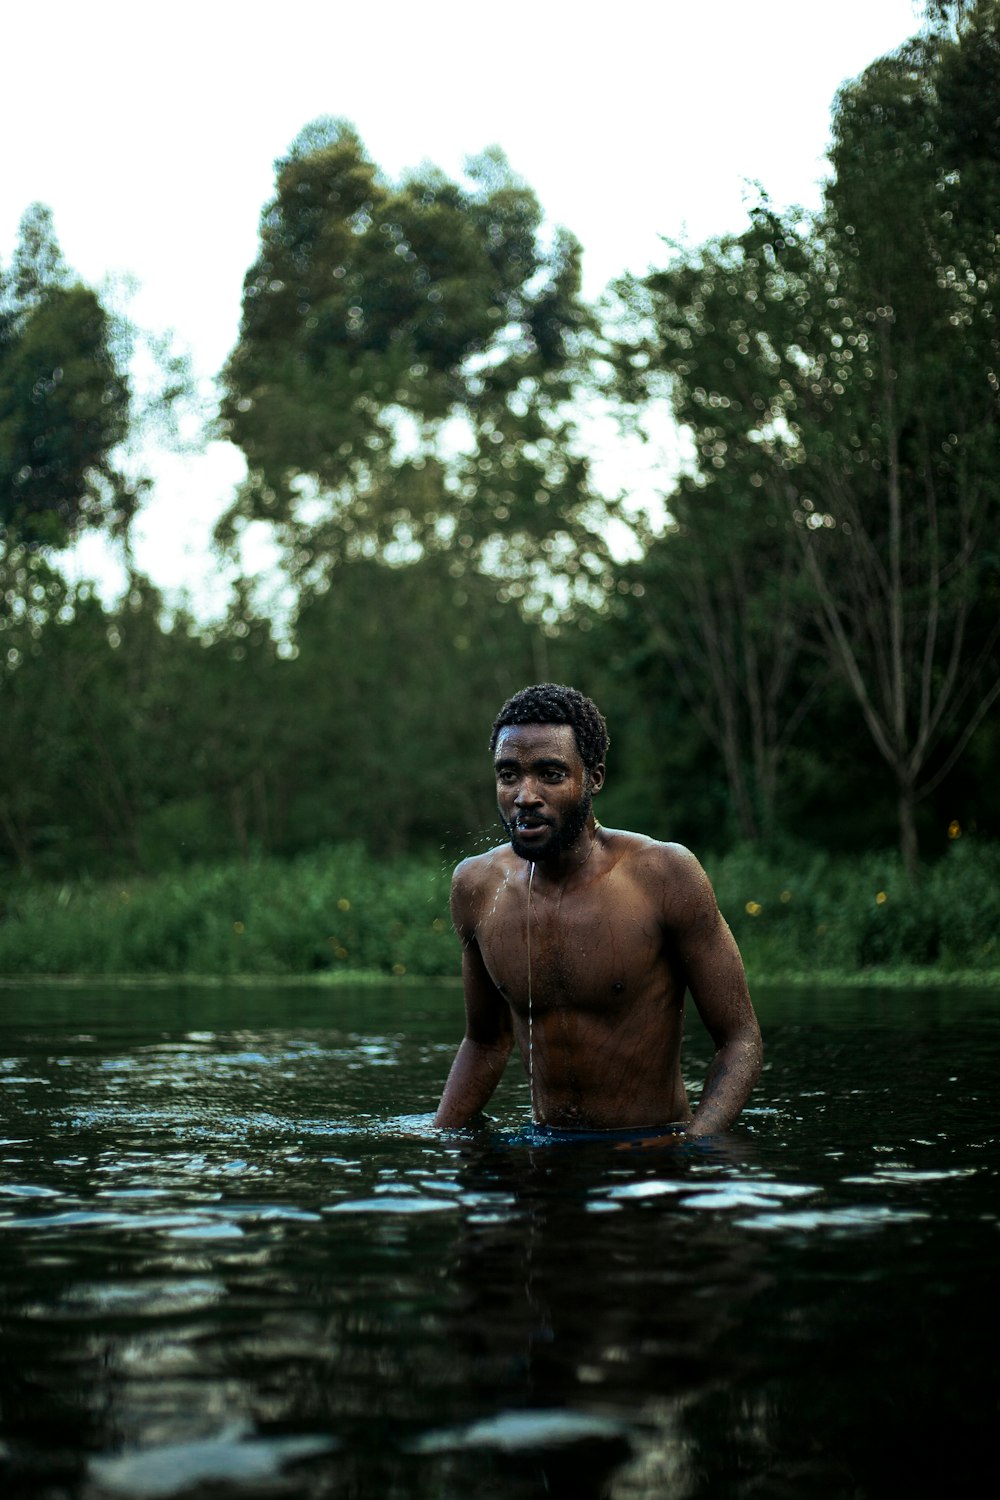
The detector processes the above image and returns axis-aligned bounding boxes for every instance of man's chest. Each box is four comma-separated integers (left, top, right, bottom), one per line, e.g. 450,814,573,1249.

475,879,664,1013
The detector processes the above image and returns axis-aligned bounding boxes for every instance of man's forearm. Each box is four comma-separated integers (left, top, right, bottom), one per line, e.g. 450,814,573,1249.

433,1037,512,1127
687,1029,763,1139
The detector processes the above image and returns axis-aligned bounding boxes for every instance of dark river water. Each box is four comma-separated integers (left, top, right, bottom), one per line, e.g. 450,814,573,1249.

0,981,996,1500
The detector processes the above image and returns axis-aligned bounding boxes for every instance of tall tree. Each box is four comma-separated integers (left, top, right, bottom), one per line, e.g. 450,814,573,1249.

613,212,827,843
0,205,134,549
218,120,608,592
615,2,1000,870
626,491,818,844
799,8,1000,872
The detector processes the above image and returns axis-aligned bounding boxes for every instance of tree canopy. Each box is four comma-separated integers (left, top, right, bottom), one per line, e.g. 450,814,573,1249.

0,205,133,549
218,120,606,595
4,7,1000,885
612,0,1000,869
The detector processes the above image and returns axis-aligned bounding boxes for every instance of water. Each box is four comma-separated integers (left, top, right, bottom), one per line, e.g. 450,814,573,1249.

0,980,996,1499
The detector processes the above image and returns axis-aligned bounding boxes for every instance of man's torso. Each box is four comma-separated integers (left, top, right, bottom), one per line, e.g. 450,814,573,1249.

464,831,692,1128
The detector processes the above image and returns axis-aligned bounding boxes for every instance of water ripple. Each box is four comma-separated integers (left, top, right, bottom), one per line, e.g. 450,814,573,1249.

88,1425,337,1497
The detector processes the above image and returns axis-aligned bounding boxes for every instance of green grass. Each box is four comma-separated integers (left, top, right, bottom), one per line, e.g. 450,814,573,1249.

708,836,1000,983
1,836,999,987
0,844,454,979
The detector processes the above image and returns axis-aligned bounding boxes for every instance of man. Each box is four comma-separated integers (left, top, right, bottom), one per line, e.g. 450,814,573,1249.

434,683,762,1139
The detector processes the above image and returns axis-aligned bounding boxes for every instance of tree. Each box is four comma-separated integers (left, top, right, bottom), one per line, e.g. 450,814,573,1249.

615,3,1000,871
0,205,134,548
218,120,609,595
279,552,565,857
799,10,1000,872
613,212,829,844
624,492,819,844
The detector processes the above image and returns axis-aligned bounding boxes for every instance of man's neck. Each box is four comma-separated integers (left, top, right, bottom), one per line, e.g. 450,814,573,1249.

524,821,603,887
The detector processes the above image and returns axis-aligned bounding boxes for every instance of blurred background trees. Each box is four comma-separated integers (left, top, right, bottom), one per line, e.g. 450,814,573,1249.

611,0,1000,873
1,1,998,884
1,204,134,550
217,119,607,600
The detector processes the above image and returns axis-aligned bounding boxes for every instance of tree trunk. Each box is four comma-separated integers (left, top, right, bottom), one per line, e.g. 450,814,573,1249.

898,784,920,881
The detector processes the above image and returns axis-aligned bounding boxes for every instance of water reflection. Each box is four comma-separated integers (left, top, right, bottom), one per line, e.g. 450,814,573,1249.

0,982,997,1497
434,1133,773,1498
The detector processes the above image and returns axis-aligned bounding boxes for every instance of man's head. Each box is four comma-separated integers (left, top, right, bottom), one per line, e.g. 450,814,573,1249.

490,685,609,862
489,684,610,774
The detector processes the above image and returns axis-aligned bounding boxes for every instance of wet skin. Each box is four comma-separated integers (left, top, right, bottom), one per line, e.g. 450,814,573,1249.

434,724,763,1136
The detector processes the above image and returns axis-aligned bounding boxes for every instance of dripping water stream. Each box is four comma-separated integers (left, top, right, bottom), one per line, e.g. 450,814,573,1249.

527,860,536,1121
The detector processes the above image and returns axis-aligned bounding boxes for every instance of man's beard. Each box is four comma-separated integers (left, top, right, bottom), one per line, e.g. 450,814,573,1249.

500,785,593,863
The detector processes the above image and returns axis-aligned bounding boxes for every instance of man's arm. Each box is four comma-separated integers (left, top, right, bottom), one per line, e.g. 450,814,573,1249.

665,846,763,1139
433,864,514,1128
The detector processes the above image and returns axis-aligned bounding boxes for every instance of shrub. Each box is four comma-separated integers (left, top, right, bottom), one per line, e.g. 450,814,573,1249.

0,844,454,977
2,837,998,980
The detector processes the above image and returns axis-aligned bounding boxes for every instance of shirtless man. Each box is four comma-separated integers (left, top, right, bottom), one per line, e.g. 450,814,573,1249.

433,683,762,1138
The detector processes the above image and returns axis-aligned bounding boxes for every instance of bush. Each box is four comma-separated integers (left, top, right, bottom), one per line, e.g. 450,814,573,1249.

707,837,1000,980
2,836,998,981
0,844,454,977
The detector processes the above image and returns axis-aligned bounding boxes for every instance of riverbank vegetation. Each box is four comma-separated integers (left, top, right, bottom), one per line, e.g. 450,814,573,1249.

2,838,998,985
2,3,998,960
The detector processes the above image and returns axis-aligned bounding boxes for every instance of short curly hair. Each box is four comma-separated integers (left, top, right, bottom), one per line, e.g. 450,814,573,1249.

489,683,610,774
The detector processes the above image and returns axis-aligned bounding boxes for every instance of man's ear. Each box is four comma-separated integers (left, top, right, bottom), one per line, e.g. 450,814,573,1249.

589,764,606,795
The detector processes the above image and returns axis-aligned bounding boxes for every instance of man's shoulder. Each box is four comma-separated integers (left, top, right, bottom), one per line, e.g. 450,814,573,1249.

604,829,705,878
450,844,517,936
452,843,515,894
604,831,715,909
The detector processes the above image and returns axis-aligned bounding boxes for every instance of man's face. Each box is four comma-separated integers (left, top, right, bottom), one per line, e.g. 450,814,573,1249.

493,723,604,863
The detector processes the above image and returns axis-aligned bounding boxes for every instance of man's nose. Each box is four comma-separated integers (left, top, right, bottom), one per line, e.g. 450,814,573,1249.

514,780,542,806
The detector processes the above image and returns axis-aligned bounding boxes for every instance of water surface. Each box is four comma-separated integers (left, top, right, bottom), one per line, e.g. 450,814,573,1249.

0,981,996,1498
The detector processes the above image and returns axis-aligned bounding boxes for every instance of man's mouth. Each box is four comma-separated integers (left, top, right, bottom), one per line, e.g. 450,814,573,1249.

514,815,553,835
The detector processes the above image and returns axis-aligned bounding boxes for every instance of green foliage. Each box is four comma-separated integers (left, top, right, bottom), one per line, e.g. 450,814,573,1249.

3,531,992,882
3,837,998,982
0,845,454,977
0,206,134,547
0,570,199,873
611,2,1000,868
709,835,1000,978
218,120,608,597
5,12,1000,899
0,548,571,876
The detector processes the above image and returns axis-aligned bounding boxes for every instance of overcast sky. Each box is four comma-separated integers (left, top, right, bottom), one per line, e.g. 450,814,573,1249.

2,0,923,612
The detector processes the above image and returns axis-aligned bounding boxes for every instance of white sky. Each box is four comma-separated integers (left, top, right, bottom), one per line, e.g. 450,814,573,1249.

1,0,922,616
